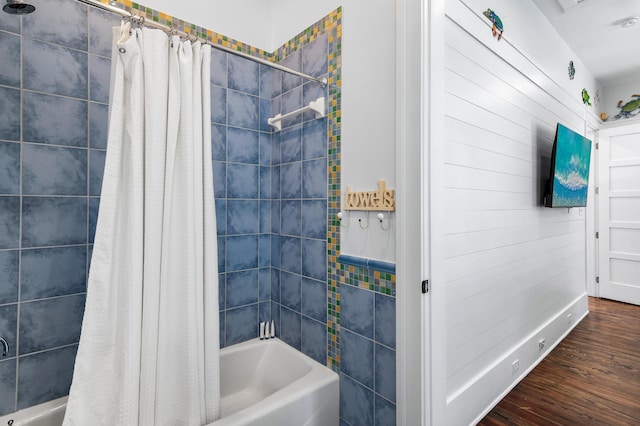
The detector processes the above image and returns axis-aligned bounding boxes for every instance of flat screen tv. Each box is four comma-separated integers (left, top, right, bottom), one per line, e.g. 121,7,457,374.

544,123,592,208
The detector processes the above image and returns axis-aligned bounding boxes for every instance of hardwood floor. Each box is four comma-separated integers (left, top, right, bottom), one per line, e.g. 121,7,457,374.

478,297,640,426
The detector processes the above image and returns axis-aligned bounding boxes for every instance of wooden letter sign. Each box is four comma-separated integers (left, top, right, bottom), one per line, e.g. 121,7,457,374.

344,180,396,211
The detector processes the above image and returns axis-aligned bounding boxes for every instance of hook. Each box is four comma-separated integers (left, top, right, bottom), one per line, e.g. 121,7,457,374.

358,212,370,229
377,212,391,230
0,337,8,357
337,211,349,228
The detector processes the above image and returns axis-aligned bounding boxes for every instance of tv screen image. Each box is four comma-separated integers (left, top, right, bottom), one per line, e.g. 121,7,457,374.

545,123,592,208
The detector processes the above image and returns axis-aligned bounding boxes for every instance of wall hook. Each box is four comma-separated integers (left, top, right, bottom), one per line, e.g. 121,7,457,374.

0,337,8,357
377,212,390,230
337,211,350,228
358,212,370,229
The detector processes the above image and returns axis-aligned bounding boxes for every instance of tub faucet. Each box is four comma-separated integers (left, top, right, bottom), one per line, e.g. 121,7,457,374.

0,337,8,357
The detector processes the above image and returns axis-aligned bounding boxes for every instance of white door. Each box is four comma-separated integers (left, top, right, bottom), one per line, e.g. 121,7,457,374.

597,122,640,305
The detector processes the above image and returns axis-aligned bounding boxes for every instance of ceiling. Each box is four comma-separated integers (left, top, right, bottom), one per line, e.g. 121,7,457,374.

532,0,640,87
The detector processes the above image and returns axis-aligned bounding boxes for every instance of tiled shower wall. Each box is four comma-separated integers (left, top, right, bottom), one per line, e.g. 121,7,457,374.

0,0,119,414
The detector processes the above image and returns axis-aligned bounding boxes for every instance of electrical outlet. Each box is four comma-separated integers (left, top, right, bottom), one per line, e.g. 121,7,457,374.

538,338,546,351
512,359,519,375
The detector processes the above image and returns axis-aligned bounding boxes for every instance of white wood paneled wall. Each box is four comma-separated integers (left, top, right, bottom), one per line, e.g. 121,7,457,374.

442,1,598,424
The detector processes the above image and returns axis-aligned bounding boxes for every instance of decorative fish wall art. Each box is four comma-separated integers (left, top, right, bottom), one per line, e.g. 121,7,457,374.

483,8,504,40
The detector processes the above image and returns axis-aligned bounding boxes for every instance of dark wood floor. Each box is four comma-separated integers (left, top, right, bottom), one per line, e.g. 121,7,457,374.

478,297,640,426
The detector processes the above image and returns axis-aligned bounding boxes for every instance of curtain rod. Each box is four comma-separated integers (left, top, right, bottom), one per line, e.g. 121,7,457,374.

76,0,328,87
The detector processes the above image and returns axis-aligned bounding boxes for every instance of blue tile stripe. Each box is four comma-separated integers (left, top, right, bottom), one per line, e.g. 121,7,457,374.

338,255,396,274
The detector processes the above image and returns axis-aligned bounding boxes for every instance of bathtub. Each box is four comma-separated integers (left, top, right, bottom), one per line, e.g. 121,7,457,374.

0,337,339,426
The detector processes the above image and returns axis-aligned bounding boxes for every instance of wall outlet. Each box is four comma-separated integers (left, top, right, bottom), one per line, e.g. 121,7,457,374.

511,359,519,375
538,338,546,351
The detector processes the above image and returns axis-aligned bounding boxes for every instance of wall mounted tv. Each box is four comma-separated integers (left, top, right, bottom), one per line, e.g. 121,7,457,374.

544,123,592,208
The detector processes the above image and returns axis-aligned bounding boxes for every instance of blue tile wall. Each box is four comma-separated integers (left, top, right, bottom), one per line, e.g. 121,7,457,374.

0,2,119,416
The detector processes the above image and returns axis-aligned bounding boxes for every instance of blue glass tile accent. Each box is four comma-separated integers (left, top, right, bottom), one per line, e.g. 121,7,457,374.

280,307,301,350
340,285,374,339
0,10,20,33
302,118,328,160
340,374,374,426
280,271,301,311
212,161,226,198
259,167,271,200
19,295,85,353
375,344,396,401
0,359,16,416
280,236,301,275
301,200,327,240
0,197,20,249
227,127,259,164
0,32,20,88
22,197,87,248
303,33,329,77
259,268,271,302
0,304,17,358
89,7,120,57
228,55,259,96
227,163,258,199
210,49,227,88
302,238,326,281
280,162,301,199
270,268,281,304
227,200,259,235
22,144,87,196
225,304,258,346
338,255,368,269
211,124,226,161
23,0,87,51
281,200,301,236
215,199,226,236
259,64,271,100
301,277,326,323
340,329,373,388
281,86,303,129
89,102,108,150
89,55,110,103
17,345,77,410
210,85,227,125
281,124,302,163
301,316,326,365
20,246,87,301
339,255,396,275
281,50,302,93
0,87,20,142
259,234,270,268
89,198,99,244
23,38,87,99
225,235,258,272
228,91,259,130
302,158,327,199
259,133,271,166
0,142,20,195
375,294,396,348
375,395,396,426
89,149,106,196
259,200,270,234
0,251,18,304
225,269,258,309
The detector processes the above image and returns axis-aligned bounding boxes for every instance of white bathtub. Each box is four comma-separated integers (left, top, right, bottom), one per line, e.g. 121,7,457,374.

0,338,339,426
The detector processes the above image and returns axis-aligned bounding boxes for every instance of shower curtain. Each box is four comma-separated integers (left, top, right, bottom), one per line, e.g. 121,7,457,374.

63,24,220,425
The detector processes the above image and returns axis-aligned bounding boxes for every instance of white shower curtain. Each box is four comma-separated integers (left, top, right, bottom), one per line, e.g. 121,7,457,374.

63,24,220,426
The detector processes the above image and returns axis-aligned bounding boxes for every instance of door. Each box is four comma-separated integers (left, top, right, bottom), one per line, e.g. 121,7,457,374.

597,123,640,305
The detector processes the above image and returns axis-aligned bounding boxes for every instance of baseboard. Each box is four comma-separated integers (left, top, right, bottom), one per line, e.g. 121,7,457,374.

446,293,589,426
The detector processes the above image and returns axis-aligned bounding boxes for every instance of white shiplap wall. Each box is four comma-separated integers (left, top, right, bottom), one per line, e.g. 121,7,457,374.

442,1,599,424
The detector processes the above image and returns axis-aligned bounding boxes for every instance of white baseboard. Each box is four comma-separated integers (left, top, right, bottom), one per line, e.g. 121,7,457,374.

446,293,589,426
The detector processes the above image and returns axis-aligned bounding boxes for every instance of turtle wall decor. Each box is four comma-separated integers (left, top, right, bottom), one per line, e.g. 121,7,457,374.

615,95,640,119
582,89,592,106
483,8,504,40
568,61,575,80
